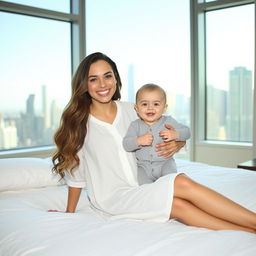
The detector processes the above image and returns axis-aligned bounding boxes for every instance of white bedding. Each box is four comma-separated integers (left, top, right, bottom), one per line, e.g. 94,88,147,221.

0,158,255,256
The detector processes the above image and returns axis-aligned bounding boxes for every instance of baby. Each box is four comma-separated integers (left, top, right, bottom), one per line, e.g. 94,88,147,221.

123,83,190,185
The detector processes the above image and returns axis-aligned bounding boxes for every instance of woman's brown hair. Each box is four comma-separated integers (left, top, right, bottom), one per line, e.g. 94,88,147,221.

52,52,122,178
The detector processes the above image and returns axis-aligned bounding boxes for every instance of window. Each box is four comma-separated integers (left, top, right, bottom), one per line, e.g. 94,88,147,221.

0,1,78,152
86,0,191,158
205,4,254,142
1,0,70,13
190,0,256,165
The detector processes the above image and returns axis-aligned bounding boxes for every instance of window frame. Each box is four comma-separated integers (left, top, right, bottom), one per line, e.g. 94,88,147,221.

0,0,85,158
190,0,256,160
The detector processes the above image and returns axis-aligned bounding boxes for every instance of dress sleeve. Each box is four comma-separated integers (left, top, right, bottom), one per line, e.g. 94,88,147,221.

165,116,191,141
64,146,87,188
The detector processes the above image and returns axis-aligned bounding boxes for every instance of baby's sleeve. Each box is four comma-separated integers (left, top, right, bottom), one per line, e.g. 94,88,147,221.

122,120,141,152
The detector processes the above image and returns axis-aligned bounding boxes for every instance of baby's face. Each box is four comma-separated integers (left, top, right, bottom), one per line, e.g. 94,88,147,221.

135,89,167,125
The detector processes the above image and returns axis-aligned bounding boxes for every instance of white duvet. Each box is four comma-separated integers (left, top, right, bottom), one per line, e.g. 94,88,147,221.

0,158,255,256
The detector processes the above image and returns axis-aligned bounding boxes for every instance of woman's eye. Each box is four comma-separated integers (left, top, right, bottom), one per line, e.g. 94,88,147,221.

89,78,97,83
105,74,113,79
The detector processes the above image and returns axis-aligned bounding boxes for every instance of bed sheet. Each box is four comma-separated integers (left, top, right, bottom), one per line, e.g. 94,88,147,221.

0,159,256,256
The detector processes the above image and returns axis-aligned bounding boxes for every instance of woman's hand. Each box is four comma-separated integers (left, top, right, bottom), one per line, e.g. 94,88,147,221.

48,210,73,213
155,124,185,158
48,210,64,213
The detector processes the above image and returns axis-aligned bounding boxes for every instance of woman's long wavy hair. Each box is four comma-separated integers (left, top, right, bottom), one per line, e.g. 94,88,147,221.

52,52,122,178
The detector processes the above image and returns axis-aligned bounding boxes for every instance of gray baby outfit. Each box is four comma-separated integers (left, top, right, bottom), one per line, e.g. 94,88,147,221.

123,115,190,185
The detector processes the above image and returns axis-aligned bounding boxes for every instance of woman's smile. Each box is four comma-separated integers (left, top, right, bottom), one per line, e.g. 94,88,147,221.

97,89,111,96
87,60,117,104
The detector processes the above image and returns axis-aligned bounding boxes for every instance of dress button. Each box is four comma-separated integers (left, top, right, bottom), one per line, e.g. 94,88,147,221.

151,168,154,172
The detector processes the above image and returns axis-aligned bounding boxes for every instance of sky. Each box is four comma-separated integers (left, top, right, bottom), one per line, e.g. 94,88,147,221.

206,4,254,90
86,0,191,101
0,10,71,114
0,0,254,115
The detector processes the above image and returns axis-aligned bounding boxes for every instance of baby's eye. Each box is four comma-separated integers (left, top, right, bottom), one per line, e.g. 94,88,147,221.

154,103,160,106
141,103,148,107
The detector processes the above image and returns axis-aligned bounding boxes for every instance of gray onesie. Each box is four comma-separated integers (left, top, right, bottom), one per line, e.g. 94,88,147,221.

123,115,190,185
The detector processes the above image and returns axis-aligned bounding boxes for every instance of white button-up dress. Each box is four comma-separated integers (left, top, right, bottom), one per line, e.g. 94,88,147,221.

65,101,180,222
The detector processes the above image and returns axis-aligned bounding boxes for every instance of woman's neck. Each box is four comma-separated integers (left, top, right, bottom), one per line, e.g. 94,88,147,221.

90,100,117,124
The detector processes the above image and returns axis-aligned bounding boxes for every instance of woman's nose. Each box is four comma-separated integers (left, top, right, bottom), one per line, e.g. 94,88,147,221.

99,78,106,87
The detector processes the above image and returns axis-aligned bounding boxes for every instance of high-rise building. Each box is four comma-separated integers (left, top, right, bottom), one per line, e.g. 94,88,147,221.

0,113,18,149
207,85,227,140
50,99,62,129
26,94,35,116
174,94,190,126
42,85,50,128
227,67,253,142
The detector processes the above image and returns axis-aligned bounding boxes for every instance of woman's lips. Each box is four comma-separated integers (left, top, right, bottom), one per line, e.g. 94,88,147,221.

97,89,110,96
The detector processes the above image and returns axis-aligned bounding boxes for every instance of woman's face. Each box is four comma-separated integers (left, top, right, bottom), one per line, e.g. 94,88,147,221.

87,60,117,105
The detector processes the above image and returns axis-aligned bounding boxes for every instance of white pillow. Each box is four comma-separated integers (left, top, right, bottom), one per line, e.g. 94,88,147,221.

0,157,65,192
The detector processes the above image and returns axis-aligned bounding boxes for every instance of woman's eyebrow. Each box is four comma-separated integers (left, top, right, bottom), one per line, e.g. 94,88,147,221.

88,71,112,78
104,71,113,75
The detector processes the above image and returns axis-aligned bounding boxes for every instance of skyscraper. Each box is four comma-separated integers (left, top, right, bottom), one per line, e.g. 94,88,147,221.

26,94,35,116
207,85,227,140
0,113,18,149
42,85,50,129
227,67,253,142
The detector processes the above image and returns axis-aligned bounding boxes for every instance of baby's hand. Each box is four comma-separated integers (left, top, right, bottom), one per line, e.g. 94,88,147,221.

137,133,153,146
159,128,178,142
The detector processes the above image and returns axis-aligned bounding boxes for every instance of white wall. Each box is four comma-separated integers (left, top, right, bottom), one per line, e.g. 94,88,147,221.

194,143,253,168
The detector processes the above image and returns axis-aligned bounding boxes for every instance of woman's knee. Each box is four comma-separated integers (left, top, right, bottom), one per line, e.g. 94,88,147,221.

174,174,196,195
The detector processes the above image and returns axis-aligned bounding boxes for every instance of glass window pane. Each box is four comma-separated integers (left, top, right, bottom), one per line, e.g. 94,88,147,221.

0,12,72,150
197,0,217,3
206,4,254,142
2,0,70,13
86,0,191,158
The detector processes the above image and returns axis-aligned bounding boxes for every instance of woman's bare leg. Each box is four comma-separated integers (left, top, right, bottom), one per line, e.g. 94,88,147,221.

170,198,255,233
171,174,256,231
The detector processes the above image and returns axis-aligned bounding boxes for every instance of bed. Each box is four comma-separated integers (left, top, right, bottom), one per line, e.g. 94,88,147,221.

0,157,255,256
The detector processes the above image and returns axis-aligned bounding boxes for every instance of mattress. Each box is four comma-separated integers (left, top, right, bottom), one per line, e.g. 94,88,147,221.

0,158,255,256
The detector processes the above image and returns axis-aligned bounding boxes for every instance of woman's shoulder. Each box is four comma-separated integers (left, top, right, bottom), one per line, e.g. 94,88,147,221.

116,101,137,120
116,101,134,109
116,101,135,113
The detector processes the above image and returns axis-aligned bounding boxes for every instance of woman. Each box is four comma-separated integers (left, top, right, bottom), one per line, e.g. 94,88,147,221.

51,52,256,233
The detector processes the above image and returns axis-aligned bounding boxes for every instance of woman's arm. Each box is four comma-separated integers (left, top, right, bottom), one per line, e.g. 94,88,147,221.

66,186,82,213
156,124,186,159
48,186,82,213
156,140,185,158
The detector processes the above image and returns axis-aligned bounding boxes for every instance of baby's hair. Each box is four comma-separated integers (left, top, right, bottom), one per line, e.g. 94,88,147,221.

136,83,167,103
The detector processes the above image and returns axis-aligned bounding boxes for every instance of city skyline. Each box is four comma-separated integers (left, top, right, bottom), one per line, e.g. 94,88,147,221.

0,65,253,150
0,84,62,149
